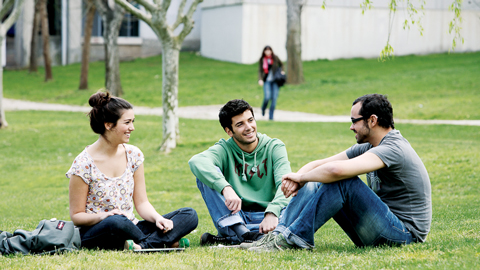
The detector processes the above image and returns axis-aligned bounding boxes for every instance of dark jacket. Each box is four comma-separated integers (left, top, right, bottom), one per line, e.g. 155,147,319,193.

258,55,283,82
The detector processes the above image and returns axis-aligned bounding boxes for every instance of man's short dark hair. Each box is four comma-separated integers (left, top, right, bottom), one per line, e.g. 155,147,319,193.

353,94,395,129
219,99,255,131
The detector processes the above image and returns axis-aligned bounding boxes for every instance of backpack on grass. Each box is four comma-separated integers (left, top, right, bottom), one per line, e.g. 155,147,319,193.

0,218,81,255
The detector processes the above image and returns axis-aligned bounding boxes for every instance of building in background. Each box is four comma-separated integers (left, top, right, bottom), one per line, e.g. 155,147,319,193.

201,0,480,64
6,0,201,68
5,0,480,68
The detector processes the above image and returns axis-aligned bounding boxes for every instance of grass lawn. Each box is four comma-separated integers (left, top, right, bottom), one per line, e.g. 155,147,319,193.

1,111,479,269
3,51,480,120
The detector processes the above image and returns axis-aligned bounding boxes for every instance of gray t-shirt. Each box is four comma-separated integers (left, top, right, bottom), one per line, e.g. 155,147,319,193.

346,130,432,242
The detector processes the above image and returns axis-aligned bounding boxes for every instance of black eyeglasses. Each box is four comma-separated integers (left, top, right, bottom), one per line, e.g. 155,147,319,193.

351,116,366,124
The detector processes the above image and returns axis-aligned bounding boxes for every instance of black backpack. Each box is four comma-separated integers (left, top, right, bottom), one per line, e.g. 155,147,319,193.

0,219,81,255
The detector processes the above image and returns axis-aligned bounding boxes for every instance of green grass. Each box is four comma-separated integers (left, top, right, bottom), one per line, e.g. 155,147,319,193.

1,111,479,269
4,51,480,120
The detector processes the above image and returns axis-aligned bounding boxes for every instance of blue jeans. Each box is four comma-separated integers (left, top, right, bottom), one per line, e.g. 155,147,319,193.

275,177,415,249
80,207,198,250
262,80,280,120
197,179,283,244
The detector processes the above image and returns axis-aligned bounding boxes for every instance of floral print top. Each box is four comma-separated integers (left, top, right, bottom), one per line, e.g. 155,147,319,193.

66,144,144,224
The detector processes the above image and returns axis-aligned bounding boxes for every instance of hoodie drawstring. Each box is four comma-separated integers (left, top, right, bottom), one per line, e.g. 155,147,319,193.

241,152,257,181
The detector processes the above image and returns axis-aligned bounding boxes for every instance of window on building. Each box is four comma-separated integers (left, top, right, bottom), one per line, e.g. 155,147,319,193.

48,0,62,36
84,4,140,38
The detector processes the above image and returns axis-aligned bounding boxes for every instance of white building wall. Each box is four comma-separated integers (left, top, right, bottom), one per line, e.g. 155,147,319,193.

68,1,82,64
201,0,480,64
14,0,34,67
302,6,480,60
201,4,244,62
242,3,286,63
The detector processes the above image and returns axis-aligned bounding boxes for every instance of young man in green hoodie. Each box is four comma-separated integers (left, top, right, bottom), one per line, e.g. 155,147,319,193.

188,99,292,246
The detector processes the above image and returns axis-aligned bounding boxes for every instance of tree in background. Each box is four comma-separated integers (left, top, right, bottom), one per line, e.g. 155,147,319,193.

79,0,96,90
286,0,304,85
29,0,41,73
39,0,53,81
94,0,125,96
115,0,203,153
286,0,464,84
0,0,26,128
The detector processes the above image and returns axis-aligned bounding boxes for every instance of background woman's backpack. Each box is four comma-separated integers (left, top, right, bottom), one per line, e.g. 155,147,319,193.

0,219,81,255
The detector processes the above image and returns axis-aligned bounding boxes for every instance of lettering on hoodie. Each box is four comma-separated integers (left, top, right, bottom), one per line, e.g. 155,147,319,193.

234,158,268,181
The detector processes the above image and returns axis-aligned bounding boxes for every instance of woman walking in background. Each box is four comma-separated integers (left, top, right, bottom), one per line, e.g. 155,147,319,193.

258,45,284,121
66,91,198,251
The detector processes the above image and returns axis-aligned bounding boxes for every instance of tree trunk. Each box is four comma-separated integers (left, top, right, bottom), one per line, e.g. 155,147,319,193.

29,0,41,73
159,44,180,153
1,0,26,129
286,0,304,84
79,0,96,90
113,0,203,152
100,3,124,96
0,36,7,128
40,0,53,81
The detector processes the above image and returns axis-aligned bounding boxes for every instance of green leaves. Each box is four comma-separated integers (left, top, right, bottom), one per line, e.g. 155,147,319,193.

379,43,395,62
448,0,464,52
360,0,373,14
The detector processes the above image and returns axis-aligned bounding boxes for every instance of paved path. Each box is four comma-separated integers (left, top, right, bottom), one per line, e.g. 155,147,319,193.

4,98,480,126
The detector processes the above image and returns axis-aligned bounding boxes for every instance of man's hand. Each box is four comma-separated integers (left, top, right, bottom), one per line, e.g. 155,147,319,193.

259,212,278,233
222,186,242,214
281,173,305,198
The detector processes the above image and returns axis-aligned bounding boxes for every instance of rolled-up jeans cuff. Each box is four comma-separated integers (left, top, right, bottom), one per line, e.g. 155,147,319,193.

276,225,314,250
217,213,244,228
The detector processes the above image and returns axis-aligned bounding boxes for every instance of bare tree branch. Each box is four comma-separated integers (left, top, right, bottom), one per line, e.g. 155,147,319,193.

161,0,172,13
134,0,158,12
172,0,187,30
115,0,152,24
94,0,107,13
0,0,16,20
176,0,202,42
1,0,25,36
113,0,202,152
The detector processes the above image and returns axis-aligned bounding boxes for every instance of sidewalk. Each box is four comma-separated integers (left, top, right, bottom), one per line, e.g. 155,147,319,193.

4,98,480,126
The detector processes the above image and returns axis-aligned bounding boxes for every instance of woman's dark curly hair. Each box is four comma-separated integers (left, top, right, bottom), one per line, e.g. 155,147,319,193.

87,91,133,135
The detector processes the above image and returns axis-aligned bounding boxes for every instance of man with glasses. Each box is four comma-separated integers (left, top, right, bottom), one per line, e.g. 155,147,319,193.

244,94,432,252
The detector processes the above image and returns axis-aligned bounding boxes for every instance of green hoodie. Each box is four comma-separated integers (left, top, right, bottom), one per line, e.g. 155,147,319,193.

188,133,291,217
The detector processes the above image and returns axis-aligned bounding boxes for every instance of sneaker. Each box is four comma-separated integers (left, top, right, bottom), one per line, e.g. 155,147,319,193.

200,232,229,246
240,231,274,250
241,232,264,243
248,233,294,253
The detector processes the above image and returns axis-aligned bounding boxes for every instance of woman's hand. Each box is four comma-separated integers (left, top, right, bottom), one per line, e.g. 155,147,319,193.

156,216,174,233
101,209,126,220
258,80,264,86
